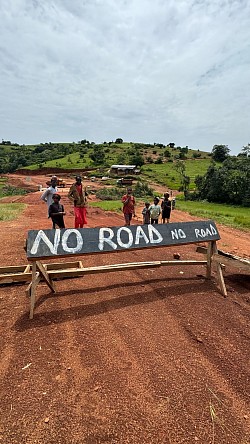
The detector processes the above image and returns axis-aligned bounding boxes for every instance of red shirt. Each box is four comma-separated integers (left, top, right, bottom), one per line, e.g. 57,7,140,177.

122,194,135,214
76,184,82,195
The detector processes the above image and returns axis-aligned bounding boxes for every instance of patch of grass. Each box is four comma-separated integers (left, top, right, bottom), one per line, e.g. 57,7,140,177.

142,159,214,190
175,199,250,230
0,177,7,195
0,185,29,197
89,200,122,212
0,203,26,221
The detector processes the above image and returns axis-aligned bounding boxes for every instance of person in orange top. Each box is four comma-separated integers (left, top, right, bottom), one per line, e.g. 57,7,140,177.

121,187,136,226
68,176,88,228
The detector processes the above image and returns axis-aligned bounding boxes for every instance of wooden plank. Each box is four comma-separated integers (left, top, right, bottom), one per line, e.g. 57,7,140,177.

26,220,220,260
45,261,84,270
47,260,207,279
213,243,227,297
0,272,32,284
24,264,31,274
206,242,213,278
0,261,96,285
197,246,250,272
36,261,55,293
0,265,29,273
196,246,207,254
25,272,40,297
213,253,250,272
29,262,37,319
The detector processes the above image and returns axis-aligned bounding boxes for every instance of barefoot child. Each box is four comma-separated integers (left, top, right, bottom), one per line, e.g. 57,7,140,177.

161,192,172,223
48,194,66,229
142,202,150,224
149,197,161,224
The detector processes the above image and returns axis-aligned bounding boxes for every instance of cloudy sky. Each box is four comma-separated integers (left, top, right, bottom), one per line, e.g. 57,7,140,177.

1,0,250,155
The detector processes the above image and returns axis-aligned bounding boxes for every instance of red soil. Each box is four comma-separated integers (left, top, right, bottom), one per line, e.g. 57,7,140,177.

0,174,249,444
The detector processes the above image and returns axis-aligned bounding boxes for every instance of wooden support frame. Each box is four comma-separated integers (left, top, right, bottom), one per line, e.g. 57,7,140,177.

0,261,83,286
25,221,229,319
27,243,221,319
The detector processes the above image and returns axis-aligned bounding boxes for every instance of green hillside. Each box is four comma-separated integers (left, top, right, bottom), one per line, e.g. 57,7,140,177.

0,139,223,191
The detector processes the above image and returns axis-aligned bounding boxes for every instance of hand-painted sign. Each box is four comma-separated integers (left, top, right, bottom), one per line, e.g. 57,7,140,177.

26,220,220,260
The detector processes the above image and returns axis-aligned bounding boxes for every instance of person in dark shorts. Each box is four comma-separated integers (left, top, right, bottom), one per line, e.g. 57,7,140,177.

161,192,172,223
48,194,66,229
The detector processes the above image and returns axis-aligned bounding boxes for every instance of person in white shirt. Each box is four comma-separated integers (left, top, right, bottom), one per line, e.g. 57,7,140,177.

149,197,161,224
41,176,58,215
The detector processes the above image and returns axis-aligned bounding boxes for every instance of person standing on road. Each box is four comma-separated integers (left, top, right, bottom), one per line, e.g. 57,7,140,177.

149,197,161,224
142,202,150,224
48,193,66,229
161,192,172,223
41,176,58,215
68,176,88,228
122,187,136,226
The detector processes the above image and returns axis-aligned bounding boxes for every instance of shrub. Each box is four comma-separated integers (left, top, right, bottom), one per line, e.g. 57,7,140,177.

96,187,122,201
133,181,154,198
1,185,29,196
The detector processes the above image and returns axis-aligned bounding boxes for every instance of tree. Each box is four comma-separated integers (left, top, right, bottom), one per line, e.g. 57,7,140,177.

194,157,250,206
164,149,171,158
89,145,105,164
115,138,123,144
211,145,230,162
241,143,250,157
174,160,190,199
129,150,144,167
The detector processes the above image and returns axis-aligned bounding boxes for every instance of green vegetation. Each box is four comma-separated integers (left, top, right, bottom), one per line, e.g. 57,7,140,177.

0,139,211,173
142,159,213,190
0,178,30,198
0,177,7,197
0,185,29,198
95,182,154,201
176,198,250,230
0,203,26,221
1,139,249,210
89,200,122,212
193,156,250,207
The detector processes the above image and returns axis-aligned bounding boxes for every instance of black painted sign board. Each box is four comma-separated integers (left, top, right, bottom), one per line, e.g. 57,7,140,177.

26,220,220,260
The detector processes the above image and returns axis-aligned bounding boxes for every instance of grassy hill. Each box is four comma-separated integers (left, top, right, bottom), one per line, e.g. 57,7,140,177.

0,140,213,190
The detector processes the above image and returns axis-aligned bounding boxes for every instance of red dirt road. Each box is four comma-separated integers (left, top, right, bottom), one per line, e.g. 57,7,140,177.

0,175,249,444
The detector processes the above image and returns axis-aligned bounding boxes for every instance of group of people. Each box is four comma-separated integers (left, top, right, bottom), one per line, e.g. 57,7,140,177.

41,175,88,229
41,178,174,229
122,188,173,226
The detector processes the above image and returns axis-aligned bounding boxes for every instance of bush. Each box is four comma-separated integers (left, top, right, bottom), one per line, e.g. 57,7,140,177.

133,181,154,198
1,185,29,196
96,187,122,201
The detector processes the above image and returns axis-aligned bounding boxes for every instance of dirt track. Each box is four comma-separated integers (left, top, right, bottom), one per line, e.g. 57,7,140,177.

0,175,249,443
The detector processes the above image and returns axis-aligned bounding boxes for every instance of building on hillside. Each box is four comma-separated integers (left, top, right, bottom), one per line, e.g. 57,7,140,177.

109,165,140,175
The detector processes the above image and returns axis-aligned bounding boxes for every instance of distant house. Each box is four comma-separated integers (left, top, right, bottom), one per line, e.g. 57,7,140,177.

109,165,140,175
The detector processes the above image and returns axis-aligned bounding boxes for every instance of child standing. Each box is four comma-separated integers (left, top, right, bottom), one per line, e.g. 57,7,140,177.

121,187,136,226
161,192,172,223
48,194,66,229
142,202,150,224
149,197,161,224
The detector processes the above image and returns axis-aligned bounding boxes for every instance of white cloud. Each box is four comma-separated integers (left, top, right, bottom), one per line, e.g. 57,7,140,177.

0,0,250,153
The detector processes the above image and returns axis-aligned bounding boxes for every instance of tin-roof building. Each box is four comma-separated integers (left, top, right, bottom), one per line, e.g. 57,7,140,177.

109,165,140,175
